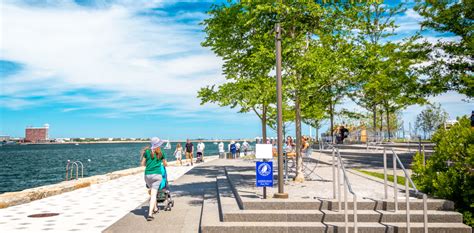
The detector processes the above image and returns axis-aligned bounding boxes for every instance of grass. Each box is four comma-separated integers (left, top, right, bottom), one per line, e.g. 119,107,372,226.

355,169,413,188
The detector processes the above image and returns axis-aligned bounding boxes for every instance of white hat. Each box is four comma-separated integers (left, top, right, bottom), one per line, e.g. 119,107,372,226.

150,137,165,150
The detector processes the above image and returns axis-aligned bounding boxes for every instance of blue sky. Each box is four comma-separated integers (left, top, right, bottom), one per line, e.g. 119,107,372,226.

0,0,472,139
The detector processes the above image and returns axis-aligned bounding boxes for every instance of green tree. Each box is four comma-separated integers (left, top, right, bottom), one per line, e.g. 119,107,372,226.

415,103,449,139
351,2,430,140
415,0,474,98
199,3,277,142
412,116,474,226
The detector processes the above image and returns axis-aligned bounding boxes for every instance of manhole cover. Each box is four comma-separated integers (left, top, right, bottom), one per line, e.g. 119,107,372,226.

27,213,60,218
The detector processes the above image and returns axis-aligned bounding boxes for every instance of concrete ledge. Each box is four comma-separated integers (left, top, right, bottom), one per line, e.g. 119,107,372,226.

0,155,219,209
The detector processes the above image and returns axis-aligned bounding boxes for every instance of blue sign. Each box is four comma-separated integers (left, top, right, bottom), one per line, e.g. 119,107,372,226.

256,161,273,187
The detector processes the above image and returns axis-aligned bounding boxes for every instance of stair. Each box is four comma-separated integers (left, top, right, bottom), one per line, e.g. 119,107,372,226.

200,170,472,233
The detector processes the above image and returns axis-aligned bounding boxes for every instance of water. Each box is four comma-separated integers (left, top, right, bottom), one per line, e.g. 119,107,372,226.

0,141,248,194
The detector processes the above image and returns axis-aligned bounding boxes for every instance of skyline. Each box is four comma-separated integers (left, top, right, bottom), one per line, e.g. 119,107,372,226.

1,0,473,139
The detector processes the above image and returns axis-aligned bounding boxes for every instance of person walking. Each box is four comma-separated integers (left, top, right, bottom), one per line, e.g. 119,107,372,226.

140,137,168,221
242,140,249,156
185,139,194,166
235,141,241,158
174,143,183,166
218,141,225,159
230,141,237,159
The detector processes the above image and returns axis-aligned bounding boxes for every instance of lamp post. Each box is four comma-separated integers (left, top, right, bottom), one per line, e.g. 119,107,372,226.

273,23,288,199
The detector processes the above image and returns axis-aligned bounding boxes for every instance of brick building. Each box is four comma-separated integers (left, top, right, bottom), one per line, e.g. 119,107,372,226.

25,124,49,143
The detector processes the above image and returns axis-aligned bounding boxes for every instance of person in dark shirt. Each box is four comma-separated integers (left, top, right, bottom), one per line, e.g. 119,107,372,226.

185,139,194,166
338,126,349,144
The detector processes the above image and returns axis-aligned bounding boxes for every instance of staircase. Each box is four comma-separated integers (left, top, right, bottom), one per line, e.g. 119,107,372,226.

200,173,472,233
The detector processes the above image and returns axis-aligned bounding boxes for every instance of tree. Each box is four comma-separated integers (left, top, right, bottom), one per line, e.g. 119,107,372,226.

199,3,277,142
415,103,449,139
415,0,473,98
351,2,430,140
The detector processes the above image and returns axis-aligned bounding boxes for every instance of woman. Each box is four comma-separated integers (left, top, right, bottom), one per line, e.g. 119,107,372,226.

301,136,310,155
141,137,168,221
174,143,183,166
285,136,296,158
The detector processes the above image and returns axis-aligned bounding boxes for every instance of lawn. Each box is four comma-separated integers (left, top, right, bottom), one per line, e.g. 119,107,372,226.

355,169,413,188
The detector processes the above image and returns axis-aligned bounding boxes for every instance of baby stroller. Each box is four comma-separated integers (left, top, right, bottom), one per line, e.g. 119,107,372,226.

147,167,174,211
196,152,204,163
157,167,174,211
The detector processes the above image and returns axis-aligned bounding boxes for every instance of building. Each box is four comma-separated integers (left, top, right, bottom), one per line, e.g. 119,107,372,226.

25,124,49,143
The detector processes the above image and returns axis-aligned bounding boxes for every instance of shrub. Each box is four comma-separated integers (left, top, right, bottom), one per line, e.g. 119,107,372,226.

412,116,474,226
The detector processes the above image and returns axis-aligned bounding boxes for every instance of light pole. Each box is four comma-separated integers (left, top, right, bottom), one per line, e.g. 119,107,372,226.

273,23,288,199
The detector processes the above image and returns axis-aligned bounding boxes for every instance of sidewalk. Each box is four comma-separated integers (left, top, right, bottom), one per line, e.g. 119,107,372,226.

0,157,217,233
104,159,226,233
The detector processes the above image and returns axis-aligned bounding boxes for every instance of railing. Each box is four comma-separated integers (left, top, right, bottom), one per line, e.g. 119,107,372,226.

331,146,358,233
65,160,84,181
383,148,428,233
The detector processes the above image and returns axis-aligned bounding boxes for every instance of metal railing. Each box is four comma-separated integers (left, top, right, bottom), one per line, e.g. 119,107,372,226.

331,146,358,233
65,160,84,181
383,148,428,233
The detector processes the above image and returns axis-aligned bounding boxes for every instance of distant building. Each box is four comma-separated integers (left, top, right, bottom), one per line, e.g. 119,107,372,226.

25,124,49,143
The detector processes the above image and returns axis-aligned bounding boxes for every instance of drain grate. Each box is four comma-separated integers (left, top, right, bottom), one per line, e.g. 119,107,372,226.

27,213,60,218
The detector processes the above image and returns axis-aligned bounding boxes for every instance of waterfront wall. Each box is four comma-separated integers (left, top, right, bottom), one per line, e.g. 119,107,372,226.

0,157,207,209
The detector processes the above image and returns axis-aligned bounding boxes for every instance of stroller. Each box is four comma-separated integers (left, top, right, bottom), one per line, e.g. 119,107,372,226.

147,167,174,211
196,152,204,163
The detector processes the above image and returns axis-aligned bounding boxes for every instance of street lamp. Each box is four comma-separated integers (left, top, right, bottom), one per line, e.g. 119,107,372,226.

273,23,288,199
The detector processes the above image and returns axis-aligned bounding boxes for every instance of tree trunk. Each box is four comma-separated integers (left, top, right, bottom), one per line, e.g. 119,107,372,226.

329,99,334,144
386,108,391,140
294,93,304,182
262,105,267,143
379,110,383,139
373,105,377,142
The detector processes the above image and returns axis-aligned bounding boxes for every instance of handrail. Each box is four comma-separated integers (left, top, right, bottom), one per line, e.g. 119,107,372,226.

65,160,84,181
385,148,428,233
74,161,84,178
333,147,358,233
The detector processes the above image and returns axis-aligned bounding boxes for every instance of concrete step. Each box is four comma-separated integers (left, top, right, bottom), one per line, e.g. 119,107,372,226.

241,199,454,211
203,180,471,233
202,221,471,233
223,209,463,223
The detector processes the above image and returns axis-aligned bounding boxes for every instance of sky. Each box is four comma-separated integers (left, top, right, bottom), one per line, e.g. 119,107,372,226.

0,0,472,139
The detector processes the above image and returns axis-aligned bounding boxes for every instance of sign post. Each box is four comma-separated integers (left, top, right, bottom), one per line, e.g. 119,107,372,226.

256,144,273,199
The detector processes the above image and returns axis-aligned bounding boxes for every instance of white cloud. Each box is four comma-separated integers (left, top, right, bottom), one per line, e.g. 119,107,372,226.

0,1,227,117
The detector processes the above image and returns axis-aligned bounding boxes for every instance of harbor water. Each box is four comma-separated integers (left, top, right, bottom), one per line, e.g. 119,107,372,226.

0,141,251,194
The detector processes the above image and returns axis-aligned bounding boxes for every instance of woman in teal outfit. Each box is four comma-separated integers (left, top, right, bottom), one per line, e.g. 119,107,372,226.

141,137,168,221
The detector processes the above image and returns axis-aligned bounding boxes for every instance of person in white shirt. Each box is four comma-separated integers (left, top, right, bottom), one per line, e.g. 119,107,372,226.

242,141,249,155
196,141,205,163
235,142,241,158
218,141,225,159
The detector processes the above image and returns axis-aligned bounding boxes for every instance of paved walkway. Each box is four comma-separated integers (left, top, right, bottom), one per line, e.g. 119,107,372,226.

104,159,224,233
0,157,217,233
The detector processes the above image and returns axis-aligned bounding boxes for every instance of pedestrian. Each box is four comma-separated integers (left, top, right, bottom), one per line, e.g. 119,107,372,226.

185,139,194,166
285,136,296,158
242,140,249,156
235,141,241,158
218,141,225,159
196,141,205,163
338,126,349,144
140,137,168,221
174,143,183,166
230,141,237,159
301,136,310,155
